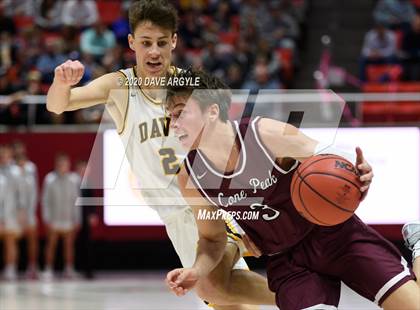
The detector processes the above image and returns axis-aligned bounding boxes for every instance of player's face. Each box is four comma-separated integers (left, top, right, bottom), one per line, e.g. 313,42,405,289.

128,21,177,80
169,96,208,150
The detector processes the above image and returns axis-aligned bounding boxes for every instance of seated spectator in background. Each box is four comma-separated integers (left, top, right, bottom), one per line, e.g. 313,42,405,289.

201,35,230,77
231,37,255,76
242,59,282,94
42,153,80,280
15,153,39,279
2,0,33,17
61,0,98,28
240,0,270,35
211,0,238,32
0,5,16,35
373,0,416,29
401,13,420,80
225,63,244,89
360,23,397,81
172,39,194,69
265,2,300,49
0,144,24,281
34,0,62,30
178,10,204,49
36,39,67,84
0,70,26,125
256,40,282,77
80,21,116,62
0,32,18,73
111,7,130,48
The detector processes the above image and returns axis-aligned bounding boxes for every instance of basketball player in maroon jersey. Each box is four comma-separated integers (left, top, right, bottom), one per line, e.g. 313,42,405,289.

165,69,420,309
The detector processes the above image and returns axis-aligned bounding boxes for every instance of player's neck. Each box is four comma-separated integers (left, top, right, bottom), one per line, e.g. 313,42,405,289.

136,67,167,102
199,121,239,173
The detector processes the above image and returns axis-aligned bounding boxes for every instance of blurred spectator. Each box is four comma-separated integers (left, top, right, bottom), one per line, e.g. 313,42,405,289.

178,10,205,49
373,0,416,29
61,0,98,28
230,37,255,76
2,0,34,17
36,39,67,84
80,21,116,61
401,13,420,80
360,23,398,81
0,144,25,280
225,63,244,89
0,32,18,72
61,26,80,55
256,40,282,77
42,153,80,280
15,152,39,279
172,39,194,69
201,35,230,77
0,6,16,35
111,7,130,48
265,3,300,49
102,45,126,73
211,0,238,32
34,0,63,30
240,0,270,35
242,59,282,94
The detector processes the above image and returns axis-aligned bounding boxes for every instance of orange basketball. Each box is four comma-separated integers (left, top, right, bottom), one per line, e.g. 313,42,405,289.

290,154,363,226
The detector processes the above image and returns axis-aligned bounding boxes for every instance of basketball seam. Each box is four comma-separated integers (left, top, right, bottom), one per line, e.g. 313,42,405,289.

290,155,343,194
297,172,329,225
304,172,362,195
296,170,358,213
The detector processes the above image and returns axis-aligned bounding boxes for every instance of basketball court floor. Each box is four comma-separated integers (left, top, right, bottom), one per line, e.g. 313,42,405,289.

0,271,381,310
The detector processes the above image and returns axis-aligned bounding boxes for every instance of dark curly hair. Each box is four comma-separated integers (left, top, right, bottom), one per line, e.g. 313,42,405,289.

166,68,232,122
129,0,178,35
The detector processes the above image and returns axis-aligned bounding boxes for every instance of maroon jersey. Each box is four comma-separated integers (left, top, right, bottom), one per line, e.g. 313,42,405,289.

185,117,314,255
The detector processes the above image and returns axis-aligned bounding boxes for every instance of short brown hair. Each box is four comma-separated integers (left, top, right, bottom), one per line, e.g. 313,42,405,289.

166,69,232,122
129,0,178,35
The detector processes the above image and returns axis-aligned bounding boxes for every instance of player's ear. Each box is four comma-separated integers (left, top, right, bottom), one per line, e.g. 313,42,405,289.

208,104,219,122
171,33,177,50
128,34,135,51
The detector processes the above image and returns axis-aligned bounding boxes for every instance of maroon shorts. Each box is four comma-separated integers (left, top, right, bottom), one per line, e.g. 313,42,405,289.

267,216,416,310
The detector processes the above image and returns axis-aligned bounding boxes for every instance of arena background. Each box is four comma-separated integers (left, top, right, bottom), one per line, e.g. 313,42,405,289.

0,0,419,309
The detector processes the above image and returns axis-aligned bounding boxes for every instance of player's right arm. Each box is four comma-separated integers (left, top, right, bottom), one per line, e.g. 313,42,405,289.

46,60,123,114
166,165,227,296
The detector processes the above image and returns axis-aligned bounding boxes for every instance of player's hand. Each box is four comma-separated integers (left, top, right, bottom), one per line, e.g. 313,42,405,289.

53,60,84,87
166,267,200,296
355,146,373,201
242,234,261,257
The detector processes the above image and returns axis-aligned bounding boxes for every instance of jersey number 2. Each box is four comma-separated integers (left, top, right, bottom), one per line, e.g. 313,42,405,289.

159,148,180,175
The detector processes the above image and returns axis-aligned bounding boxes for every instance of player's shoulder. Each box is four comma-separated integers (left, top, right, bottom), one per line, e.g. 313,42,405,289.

8,164,21,177
68,172,81,184
44,171,58,183
255,117,288,139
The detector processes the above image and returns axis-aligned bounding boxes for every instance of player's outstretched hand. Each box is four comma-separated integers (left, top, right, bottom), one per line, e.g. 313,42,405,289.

54,60,84,87
355,146,373,201
166,267,199,296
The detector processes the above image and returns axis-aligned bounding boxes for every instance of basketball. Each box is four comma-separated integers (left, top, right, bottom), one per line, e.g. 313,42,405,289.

291,154,363,226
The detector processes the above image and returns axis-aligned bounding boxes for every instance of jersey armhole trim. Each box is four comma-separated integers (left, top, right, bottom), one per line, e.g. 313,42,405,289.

117,70,129,135
251,117,298,174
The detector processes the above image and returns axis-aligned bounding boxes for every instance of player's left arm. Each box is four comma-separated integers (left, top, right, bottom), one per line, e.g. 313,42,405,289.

166,165,227,296
257,118,373,198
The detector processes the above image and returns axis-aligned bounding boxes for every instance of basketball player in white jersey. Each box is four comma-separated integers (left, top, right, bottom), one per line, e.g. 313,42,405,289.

46,0,275,308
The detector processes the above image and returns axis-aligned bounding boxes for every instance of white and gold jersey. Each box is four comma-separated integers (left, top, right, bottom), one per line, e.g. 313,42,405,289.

106,67,187,219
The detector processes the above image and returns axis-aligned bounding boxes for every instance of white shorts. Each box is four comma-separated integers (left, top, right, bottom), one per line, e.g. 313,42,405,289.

162,206,248,270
